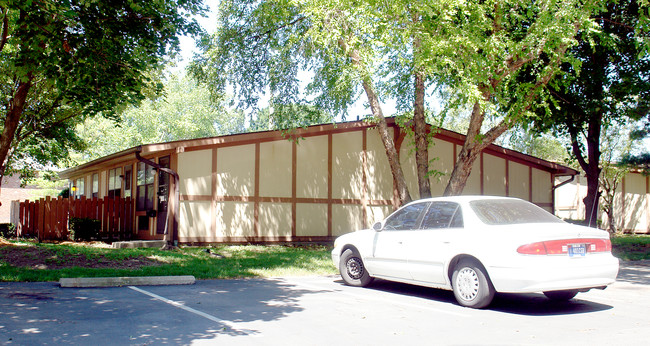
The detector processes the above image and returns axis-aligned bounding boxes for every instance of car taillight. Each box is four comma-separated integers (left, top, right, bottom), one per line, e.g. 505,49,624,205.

517,238,611,255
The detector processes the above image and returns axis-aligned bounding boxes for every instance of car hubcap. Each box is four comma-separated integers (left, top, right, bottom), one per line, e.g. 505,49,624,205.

456,267,479,301
346,257,364,279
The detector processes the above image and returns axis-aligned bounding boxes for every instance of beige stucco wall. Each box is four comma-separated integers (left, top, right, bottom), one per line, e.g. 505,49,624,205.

296,203,328,236
430,139,455,197
400,136,457,199
217,145,255,197
532,169,552,207
259,202,292,237
556,172,649,233
366,129,394,201
215,201,254,237
179,201,211,238
483,154,506,196
622,173,648,232
296,135,328,199
259,141,292,198
332,204,363,236
509,161,529,200
332,132,363,200
178,149,212,196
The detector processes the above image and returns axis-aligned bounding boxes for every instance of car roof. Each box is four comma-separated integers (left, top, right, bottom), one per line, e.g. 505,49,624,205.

405,195,520,206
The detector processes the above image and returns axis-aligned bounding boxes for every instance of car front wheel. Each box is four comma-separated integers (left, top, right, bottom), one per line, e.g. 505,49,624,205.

339,249,374,287
452,259,495,309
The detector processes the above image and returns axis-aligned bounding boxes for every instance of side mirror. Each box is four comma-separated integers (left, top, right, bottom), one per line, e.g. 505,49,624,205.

372,222,383,232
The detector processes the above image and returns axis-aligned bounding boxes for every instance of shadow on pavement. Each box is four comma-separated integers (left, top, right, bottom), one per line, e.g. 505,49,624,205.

0,278,327,345
616,260,650,285
353,278,613,316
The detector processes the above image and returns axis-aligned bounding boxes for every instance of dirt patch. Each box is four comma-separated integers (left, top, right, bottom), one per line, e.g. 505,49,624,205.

0,241,162,270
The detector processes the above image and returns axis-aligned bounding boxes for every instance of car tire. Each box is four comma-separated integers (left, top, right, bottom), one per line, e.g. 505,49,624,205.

452,259,495,309
543,290,578,301
339,249,374,287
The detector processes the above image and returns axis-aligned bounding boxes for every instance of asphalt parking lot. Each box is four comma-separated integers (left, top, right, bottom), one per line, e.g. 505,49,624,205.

1,261,649,345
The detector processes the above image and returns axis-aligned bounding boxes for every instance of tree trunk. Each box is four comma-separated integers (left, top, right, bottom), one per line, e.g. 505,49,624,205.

0,79,32,199
339,36,411,206
360,78,412,205
413,70,430,199
584,114,602,228
569,111,602,228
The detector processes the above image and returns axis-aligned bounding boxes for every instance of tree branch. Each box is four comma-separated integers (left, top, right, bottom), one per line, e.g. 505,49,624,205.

0,7,8,53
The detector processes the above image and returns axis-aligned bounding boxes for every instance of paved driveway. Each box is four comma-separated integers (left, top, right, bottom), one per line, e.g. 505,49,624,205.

1,261,649,345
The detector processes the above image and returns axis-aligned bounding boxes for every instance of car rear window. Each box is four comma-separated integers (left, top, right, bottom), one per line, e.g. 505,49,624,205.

469,199,563,225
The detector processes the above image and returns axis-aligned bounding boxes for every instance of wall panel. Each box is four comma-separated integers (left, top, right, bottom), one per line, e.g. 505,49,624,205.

259,141,292,198
296,135,328,199
332,132,363,200
216,145,255,196
178,149,212,196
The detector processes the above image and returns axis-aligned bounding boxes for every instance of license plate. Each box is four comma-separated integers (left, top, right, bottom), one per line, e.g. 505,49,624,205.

568,244,586,257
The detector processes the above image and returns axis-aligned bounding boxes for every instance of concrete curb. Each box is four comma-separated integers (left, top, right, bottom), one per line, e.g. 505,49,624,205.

59,275,196,288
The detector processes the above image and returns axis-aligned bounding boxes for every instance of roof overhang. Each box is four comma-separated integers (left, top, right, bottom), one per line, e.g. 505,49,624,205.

59,118,579,179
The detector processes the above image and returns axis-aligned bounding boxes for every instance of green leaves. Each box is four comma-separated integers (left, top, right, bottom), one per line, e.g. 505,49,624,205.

0,0,205,184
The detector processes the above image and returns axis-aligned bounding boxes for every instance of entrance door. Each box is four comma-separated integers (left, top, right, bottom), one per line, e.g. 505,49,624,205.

156,156,170,235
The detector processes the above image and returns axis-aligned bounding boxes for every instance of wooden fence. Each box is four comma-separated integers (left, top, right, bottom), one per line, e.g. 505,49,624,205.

12,196,134,241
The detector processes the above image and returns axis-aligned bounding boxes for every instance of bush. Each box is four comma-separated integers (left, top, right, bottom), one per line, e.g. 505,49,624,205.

0,223,16,238
69,217,101,241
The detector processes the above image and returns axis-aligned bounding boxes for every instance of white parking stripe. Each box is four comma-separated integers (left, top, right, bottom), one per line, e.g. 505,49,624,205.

128,286,256,336
279,278,471,318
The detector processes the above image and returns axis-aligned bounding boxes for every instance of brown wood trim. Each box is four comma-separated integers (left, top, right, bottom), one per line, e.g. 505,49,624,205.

200,195,394,205
178,235,334,244
327,133,333,237
479,152,485,195
254,143,260,237
647,175,649,232
505,159,510,196
291,141,297,238
211,148,218,238
362,129,368,228
180,195,212,201
529,166,533,202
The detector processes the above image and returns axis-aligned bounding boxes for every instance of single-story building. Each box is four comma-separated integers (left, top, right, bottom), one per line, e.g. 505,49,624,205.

555,171,650,233
58,118,578,244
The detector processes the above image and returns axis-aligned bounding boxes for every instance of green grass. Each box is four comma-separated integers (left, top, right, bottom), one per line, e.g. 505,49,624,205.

1,235,648,282
0,241,337,282
611,234,650,261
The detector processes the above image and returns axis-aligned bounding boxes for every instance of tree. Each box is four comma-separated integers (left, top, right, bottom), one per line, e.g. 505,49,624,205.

395,0,598,196
193,0,601,205
74,73,246,163
191,0,417,205
0,0,205,195
528,0,650,227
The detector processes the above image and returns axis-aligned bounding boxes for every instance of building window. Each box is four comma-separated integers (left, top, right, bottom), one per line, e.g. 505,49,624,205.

124,164,133,198
91,173,99,198
108,167,122,198
74,177,85,199
136,162,155,211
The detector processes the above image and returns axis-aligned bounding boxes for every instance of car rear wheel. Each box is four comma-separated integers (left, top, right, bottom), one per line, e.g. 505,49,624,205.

339,249,374,287
543,290,578,301
452,259,495,309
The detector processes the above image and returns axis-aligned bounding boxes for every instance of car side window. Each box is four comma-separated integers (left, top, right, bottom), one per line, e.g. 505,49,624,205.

420,202,463,229
383,203,428,230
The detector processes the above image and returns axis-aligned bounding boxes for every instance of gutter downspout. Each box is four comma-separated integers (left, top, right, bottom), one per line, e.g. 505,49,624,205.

553,174,575,190
135,146,180,250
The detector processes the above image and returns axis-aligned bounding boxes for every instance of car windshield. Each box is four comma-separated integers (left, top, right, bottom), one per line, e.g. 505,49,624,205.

470,199,564,225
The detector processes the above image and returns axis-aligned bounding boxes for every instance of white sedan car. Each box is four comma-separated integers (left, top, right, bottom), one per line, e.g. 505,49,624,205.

331,196,619,308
